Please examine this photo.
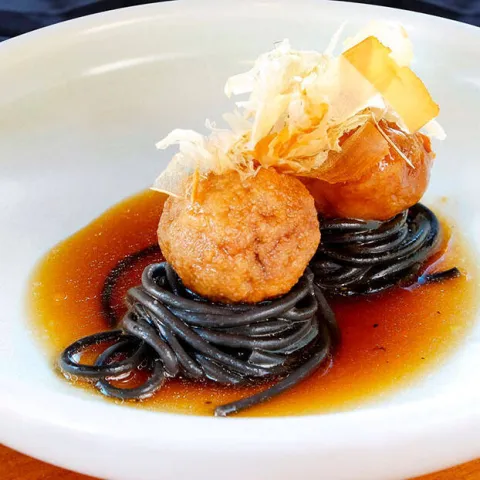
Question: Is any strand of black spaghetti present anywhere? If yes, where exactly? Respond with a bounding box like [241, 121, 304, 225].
[101, 244, 160, 326]
[59, 330, 144, 378]
[214, 324, 332, 417]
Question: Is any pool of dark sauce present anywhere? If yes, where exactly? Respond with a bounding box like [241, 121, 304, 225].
[30, 190, 479, 417]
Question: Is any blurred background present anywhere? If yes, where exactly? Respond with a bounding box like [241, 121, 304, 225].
[0, 0, 478, 42]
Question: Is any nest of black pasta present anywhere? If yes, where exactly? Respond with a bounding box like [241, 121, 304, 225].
[59, 262, 339, 416]
[311, 203, 459, 296]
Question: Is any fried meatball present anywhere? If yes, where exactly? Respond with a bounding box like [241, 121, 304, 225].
[158, 168, 320, 303]
[303, 123, 435, 221]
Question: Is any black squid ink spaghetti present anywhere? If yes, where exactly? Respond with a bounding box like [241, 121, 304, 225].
[60, 262, 339, 416]
[311, 204, 460, 296]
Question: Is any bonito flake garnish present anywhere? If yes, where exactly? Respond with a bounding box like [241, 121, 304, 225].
[153, 21, 444, 198]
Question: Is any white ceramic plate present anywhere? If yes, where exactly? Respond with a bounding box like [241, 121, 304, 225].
[1, 1, 479, 479]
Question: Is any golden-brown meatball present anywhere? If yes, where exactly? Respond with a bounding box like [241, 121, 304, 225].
[158, 168, 320, 303]
[303, 122, 435, 221]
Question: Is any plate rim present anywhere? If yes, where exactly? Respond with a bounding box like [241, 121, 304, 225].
[1, 1, 479, 479]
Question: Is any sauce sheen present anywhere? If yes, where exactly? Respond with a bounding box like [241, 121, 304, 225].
[29, 190, 479, 416]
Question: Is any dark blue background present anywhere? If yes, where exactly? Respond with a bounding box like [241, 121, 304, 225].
[0, 1, 165, 41]
[0, 0, 478, 42]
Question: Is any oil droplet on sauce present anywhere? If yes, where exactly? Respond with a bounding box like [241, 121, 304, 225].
[29, 190, 479, 416]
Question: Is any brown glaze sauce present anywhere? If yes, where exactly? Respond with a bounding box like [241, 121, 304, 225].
[29, 190, 479, 416]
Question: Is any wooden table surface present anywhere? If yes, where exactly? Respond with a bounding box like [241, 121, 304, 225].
[0, 445, 478, 480]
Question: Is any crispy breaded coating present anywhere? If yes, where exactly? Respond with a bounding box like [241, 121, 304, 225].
[158, 168, 320, 303]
